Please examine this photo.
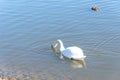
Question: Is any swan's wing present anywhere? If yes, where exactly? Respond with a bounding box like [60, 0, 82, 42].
[62, 49, 73, 59]
[62, 46, 86, 59]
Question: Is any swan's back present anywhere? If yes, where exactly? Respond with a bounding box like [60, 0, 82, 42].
[62, 46, 85, 60]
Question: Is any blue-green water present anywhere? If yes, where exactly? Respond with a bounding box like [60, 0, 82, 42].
[0, 0, 120, 80]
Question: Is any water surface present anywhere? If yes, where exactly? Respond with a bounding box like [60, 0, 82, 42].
[0, 0, 120, 80]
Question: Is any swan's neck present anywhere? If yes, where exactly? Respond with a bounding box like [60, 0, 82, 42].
[57, 40, 65, 51]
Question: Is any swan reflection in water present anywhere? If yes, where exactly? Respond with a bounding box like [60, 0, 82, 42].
[51, 39, 86, 68]
[64, 56, 86, 68]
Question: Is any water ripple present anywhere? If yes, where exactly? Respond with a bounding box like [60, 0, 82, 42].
[0, 0, 120, 80]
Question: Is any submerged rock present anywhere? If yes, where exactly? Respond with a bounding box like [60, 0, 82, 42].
[91, 6, 100, 11]
[10, 78, 17, 80]
[0, 77, 17, 80]
[0, 77, 8, 80]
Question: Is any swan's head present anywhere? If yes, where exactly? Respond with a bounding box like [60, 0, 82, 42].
[51, 40, 60, 54]
[51, 39, 63, 58]
[51, 44, 58, 54]
[53, 39, 62, 48]
[53, 40, 58, 48]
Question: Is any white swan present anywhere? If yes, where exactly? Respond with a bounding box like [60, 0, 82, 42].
[52, 39, 86, 60]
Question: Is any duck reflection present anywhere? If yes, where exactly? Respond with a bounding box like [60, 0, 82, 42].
[51, 45, 86, 68]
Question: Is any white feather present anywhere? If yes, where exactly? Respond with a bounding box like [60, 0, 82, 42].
[52, 39, 86, 60]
